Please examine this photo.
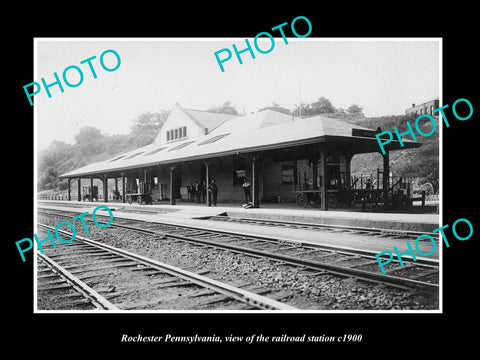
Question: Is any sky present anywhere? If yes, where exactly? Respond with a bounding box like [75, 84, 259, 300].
[35, 38, 440, 150]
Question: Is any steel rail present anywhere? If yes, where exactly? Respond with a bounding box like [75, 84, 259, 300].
[102, 215, 439, 267]
[36, 204, 438, 240]
[105, 221, 439, 294]
[37, 252, 119, 310]
[37, 208, 438, 267]
[37, 209, 439, 293]
[206, 215, 440, 241]
[38, 223, 297, 311]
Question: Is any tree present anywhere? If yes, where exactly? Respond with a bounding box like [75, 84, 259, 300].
[311, 97, 335, 114]
[74, 126, 103, 143]
[130, 111, 168, 135]
[206, 101, 239, 115]
[130, 111, 169, 147]
[292, 97, 335, 117]
[348, 104, 364, 115]
[37, 109, 173, 192]
[74, 126, 104, 156]
[38, 166, 58, 190]
[292, 103, 310, 117]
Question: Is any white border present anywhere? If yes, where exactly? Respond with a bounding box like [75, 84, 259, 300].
[33, 37, 442, 314]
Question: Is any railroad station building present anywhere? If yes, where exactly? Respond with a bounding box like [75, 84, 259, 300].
[59, 103, 421, 210]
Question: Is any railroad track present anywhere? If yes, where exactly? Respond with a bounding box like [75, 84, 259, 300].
[38, 208, 440, 296]
[37, 251, 116, 310]
[202, 215, 439, 241]
[36, 224, 296, 311]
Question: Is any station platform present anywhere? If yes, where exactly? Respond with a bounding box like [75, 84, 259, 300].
[37, 199, 440, 233]
[37, 200, 441, 260]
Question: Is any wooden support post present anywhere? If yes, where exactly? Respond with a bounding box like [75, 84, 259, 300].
[121, 172, 126, 203]
[312, 160, 319, 190]
[103, 175, 108, 203]
[90, 176, 94, 200]
[77, 178, 81, 201]
[377, 168, 380, 190]
[294, 159, 298, 191]
[407, 183, 411, 207]
[67, 178, 71, 201]
[383, 151, 390, 207]
[345, 153, 353, 189]
[169, 166, 176, 205]
[143, 169, 148, 194]
[319, 149, 327, 211]
[204, 161, 210, 206]
[157, 164, 162, 200]
[252, 156, 260, 208]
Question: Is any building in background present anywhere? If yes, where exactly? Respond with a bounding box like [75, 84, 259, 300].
[405, 98, 439, 117]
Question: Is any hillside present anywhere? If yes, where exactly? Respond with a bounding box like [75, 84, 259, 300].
[38, 112, 168, 192]
[330, 113, 439, 193]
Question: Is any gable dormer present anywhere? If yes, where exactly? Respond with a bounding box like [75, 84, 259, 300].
[153, 103, 206, 146]
[153, 103, 241, 146]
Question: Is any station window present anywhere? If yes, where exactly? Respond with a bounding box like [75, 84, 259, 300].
[144, 146, 167, 156]
[168, 141, 195, 151]
[108, 155, 126, 162]
[167, 126, 188, 142]
[281, 165, 296, 185]
[199, 133, 231, 145]
[124, 151, 144, 159]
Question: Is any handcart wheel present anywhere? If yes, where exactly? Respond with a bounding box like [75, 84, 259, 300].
[296, 193, 308, 208]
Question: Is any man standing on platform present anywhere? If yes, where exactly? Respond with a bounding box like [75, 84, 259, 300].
[208, 178, 218, 206]
[194, 180, 200, 203]
[242, 177, 252, 204]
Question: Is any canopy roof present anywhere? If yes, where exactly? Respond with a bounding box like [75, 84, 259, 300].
[60, 105, 420, 178]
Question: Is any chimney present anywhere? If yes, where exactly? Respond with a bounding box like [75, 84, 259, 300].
[412, 103, 415, 108]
